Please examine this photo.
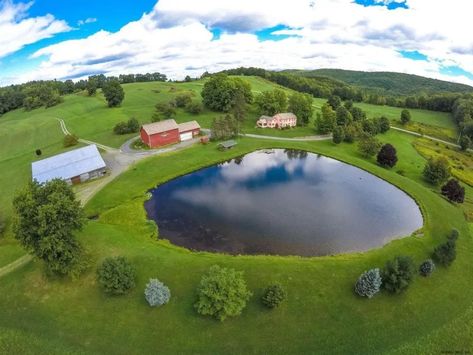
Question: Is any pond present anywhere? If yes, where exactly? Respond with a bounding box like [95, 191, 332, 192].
[145, 149, 423, 257]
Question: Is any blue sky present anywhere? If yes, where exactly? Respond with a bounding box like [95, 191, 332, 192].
[1, 0, 473, 86]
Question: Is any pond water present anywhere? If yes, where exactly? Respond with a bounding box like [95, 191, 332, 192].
[145, 149, 423, 257]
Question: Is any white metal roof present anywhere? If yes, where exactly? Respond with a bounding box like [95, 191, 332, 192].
[32, 144, 106, 184]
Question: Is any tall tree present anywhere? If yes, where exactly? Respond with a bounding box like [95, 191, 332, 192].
[201, 74, 252, 112]
[13, 179, 86, 276]
[288, 92, 313, 126]
[400, 109, 411, 125]
[315, 103, 336, 134]
[102, 80, 125, 107]
[255, 89, 287, 116]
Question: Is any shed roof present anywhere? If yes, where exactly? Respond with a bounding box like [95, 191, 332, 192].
[218, 140, 238, 148]
[32, 145, 106, 184]
[178, 120, 201, 133]
[141, 119, 179, 135]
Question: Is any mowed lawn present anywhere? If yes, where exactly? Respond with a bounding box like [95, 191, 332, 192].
[0, 131, 471, 353]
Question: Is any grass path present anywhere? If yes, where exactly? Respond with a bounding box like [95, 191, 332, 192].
[0, 255, 32, 279]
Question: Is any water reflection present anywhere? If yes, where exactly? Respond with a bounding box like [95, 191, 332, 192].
[145, 149, 423, 256]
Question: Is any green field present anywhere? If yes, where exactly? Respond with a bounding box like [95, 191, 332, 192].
[0, 76, 471, 353]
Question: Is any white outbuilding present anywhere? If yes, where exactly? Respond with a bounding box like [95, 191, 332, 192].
[32, 144, 107, 185]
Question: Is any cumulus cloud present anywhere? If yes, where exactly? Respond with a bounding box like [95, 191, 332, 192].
[0, 0, 70, 59]
[77, 17, 97, 26]
[7, 0, 473, 86]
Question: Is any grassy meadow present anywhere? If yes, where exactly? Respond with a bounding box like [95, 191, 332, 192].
[0, 75, 471, 353]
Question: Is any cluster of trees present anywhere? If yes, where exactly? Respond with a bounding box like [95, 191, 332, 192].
[201, 74, 252, 113]
[152, 94, 203, 122]
[195, 265, 286, 321]
[315, 96, 390, 146]
[355, 229, 459, 299]
[113, 118, 140, 135]
[452, 97, 473, 141]
[210, 114, 240, 140]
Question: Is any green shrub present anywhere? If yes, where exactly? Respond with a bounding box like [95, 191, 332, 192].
[174, 93, 193, 108]
[63, 134, 78, 147]
[459, 135, 471, 151]
[97, 256, 136, 295]
[113, 118, 140, 135]
[358, 136, 382, 158]
[382, 256, 415, 293]
[354, 268, 382, 298]
[432, 230, 459, 267]
[144, 279, 171, 307]
[377, 144, 398, 168]
[195, 265, 252, 321]
[35, 149, 42, 156]
[262, 284, 287, 308]
[185, 101, 204, 114]
[419, 259, 435, 277]
[400, 109, 411, 125]
[332, 126, 345, 144]
[423, 156, 450, 185]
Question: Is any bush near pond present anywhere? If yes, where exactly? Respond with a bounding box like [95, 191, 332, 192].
[423, 156, 450, 185]
[432, 230, 459, 267]
[382, 256, 415, 294]
[419, 260, 436, 277]
[441, 179, 465, 203]
[354, 268, 382, 298]
[377, 144, 398, 168]
[195, 265, 252, 321]
[144, 279, 171, 307]
[97, 256, 136, 295]
[262, 284, 287, 308]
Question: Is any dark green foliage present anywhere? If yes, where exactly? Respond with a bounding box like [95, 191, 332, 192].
[0, 214, 5, 237]
[344, 100, 353, 111]
[22, 82, 62, 110]
[419, 259, 435, 277]
[432, 230, 459, 267]
[102, 80, 125, 107]
[210, 114, 239, 141]
[97, 256, 136, 295]
[261, 284, 286, 308]
[377, 144, 398, 168]
[195, 265, 252, 321]
[86, 78, 97, 96]
[343, 124, 358, 143]
[201, 74, 252, 112]
[113, 118, 140, 135]
[185, 101, 204, 114]
[382, 256, 415, 294]
[441, 179, 465, 203]
[12, 179, 86, 276]
[35, 149, 42, 156]
[255, 89, 287, 116]
[327, 95, 342, 109]
[361, 119, 378, 136]
[315, 104, 336, 134]
[423, 157, 450, 185]
[358, 135, 382, 158]
[375, 116, 390, 133]
[63, 134, 79, 147]
[153, 102, 176, 121]
[332, 126, 345, 144]
[174, 93, 193, 108]
[336, 106, 353, 126]
[288, 92, 313, 126]
[459, 135, 471, 151]
[354, 268, 382, 298]
[232, 91, 247, 122]
[350, 106, 367, 121]
[400, 109, 411, 125]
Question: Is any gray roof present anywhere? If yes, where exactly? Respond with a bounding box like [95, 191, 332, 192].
[218, 140, 238, 148]
[141, 119, 179, 135]
[32, 145, 106, 184]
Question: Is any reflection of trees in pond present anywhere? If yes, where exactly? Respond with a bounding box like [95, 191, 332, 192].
[220, 156, 244, 165]
[233, 156, 243, 165]
[284, 149, 308, 160]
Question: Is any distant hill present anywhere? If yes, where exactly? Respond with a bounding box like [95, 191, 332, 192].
[285, 69, 473, 96]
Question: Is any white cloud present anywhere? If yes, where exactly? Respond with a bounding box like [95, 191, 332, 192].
[6, 0, 473, 86]
[0, 0, 70, 59]
[77, 17, 97, 26]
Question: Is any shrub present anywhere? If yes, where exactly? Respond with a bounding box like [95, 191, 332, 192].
[144, 279, 171, 307]
[185, 101, 204, 114]
[400, 109, 411, 125]
[382, 256, 415, 293]
[174, 93, 193, 108]
[377, 144, 398, 168]
[375, 116, 390, 133]
[63, 134, 78, 147]
[358, 136, 382, 158]
[332, 126, 345, 144]
[195, 265, 252, 321]
[459, 135, 471, 151]
[432, 230, 459, 267]
[441, 179, 465, 203]
[419, 259, 435, 277]
[343, 124, 358, 143]
[113, 118, 140, 135]
[97, 256, 136, 295]
[262, 284, 287, 308]
[35, 149, 42, 156]
[423, 157, 450, 185]
[153, 102, 176, 121]
[354, 268, 382, 298]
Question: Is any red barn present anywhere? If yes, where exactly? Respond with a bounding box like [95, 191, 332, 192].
[140, 119, 201, 148]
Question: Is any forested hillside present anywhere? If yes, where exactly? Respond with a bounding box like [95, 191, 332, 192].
[287, 69, 473, 96]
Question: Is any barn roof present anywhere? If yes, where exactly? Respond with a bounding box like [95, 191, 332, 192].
[141, 119, 179, 135]
[32, 145, 106, 184]
[178, 120, 200, 132]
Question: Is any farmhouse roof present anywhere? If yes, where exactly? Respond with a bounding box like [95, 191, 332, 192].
[32, 145, 106, 184]
[258, 115, 274, 121]
[178, 120, 201, 133]
[274, 112, 297, 120]
[141, 119, 179, 135]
